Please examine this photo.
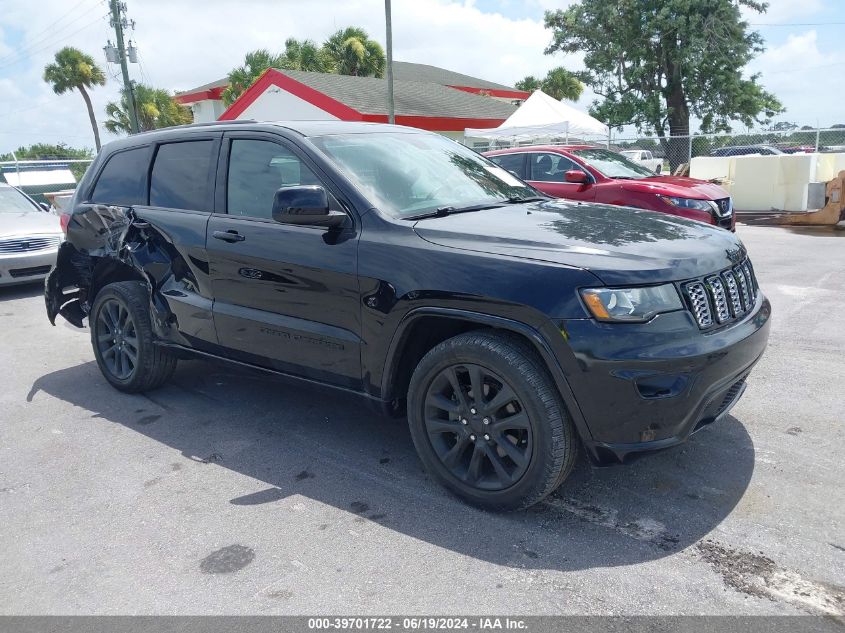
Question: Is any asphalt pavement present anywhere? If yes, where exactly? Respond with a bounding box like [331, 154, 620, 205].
[0, 224, 842, 615]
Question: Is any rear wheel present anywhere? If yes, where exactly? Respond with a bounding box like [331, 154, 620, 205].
[407, 331, 577, 511]
[90, 281, 176, 393]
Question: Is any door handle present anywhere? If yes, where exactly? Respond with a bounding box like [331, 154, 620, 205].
[212, 230, 245, 243]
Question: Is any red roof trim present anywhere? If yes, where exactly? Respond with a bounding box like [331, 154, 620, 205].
[360, 113, 507, 131]
[217, 69, 509, 130]
[174, 86, 224, 105]
[218, 68, 364, 121]
[447, 85, 530, 99]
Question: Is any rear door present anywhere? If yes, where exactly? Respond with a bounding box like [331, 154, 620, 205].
[524, 152, 596, 201]
[87, 137, 221, 349]
[205, 132, 362, 389]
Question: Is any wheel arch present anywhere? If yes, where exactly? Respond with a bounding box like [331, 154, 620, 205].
[380, 307, 592, 443]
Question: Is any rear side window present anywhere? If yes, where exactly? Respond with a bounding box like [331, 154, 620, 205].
[489, 153, 525, 178]
[90, 147, 150, 206]
[150, 140, 215, 211]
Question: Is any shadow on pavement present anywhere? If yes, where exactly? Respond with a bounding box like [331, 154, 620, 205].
[0, 281, 45, 302]
[28, 358, 756, 572]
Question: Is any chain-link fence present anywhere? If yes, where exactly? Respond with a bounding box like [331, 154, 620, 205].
[464, 127, 845, 174]
[612, 127, 845, 173]
[0, 158, 93, 207]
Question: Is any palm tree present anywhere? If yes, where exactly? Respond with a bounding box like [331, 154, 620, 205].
[105, 84, 192, 134]
[323, 27, 385, 77]
[515, 76, 543, 92]
[43, 47, 106, 151]
[542, 67, 583, 102]
[222, 49, 283, 106]
[280, 38, 333, 73]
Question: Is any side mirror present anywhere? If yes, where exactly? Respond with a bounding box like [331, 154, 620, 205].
[564, 170, 589, 184]
[39, 202, 51, 212]
[271, 185, 346, 228]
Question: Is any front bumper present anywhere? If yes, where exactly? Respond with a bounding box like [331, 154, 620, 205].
[0, 248, 58, 286]
[551, 293, 771, 465]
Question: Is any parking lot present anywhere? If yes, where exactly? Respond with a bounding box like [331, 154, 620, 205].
[0, 224, 843, 615]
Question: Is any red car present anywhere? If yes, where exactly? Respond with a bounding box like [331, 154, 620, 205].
[484, 145, 735, 231]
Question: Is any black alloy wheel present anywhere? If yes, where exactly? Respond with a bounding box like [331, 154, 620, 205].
[95, 297, 139, 381]
[90, 281, 177, 393]
[407, 331, 577, 511]
[423, 363, 532, 490]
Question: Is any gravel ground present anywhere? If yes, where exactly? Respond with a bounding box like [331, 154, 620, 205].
[0, 224, 842, 615]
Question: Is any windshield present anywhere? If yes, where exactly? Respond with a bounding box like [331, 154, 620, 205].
[309, 132, 537, 219]
[572, 148, 657, 179]
[0, 187, 40, 214]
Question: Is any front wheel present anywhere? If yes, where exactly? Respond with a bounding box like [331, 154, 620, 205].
[90, 281, 176, 393]
[407, 331, 577, 511]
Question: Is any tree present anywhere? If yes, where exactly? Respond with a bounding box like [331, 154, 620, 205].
[222, 49, 283, 106]
[105, 84, 192, 134]
[515, 67, 583, 101]
[43, 47, 106, 151]
[544, 0, 784, 168]
[279, 38, 333, 73]
[322, 27, 385, 77]
[0, 143, 94, 180]
[515, 75, 542, 92]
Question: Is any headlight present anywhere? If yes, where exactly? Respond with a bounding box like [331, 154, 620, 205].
[659, 195, 716, 213]
[580, 284, 683, 322]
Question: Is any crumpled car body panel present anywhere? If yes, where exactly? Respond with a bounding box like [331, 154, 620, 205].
[45, 203, 215, 347]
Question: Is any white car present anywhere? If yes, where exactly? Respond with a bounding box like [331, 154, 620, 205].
[620, 149, 662, 174]
[0, 184, 64, 286]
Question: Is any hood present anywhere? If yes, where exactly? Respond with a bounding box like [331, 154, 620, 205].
[0, 210, 63, 238]
[413, 200, 746, 286]
[620, 176, 729, 200]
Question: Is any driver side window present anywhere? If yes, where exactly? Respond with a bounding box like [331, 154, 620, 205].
[226, 139, 321, 219]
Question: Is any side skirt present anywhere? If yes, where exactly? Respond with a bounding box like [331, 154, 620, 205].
[154, 341, 395, 416]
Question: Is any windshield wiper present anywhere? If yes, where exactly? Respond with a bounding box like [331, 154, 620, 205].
[505, 195, 548, 203]
[404, 202, 505, 221]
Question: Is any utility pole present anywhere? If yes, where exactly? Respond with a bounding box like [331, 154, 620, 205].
[108, 0, 139, 133]
[385, 0, 395, 124]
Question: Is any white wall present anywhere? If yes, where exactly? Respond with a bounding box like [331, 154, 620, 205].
[690, 153, 845, 212]
[190, 99, 225, 123]
[235, 86, 340, 121]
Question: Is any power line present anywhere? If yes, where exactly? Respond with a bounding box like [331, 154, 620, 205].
[0, 1, 106, 67]
[0, 0, 100, 62]
[0, 12, 109, 72]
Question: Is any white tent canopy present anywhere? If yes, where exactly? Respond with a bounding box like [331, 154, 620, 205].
[465, 90, 608, 141]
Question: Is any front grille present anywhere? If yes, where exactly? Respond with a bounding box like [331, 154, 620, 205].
[0, 235, 62, 253]
[9, 265, 52, 278]
[714, 197, 733, 217]
[683, 258, 759, 329]
[706, 276, 731, 323]
[686, 282, 713, 328]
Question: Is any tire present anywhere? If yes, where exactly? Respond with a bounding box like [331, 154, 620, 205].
[90, 281, 177, 393]
[407, 330, 577, 511]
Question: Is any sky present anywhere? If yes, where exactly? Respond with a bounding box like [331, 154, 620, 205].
[0, 0, 843, 154]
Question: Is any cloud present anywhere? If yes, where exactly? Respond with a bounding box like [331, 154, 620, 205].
[0, 0, 842, 151]
[748, 30, 845, 126]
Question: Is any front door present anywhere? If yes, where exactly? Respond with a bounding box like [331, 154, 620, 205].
[524, 152, 596, 201]
[206, 133, 362, 389]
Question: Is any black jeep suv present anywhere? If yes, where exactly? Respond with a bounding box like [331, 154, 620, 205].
[45, 121, 771, 510]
